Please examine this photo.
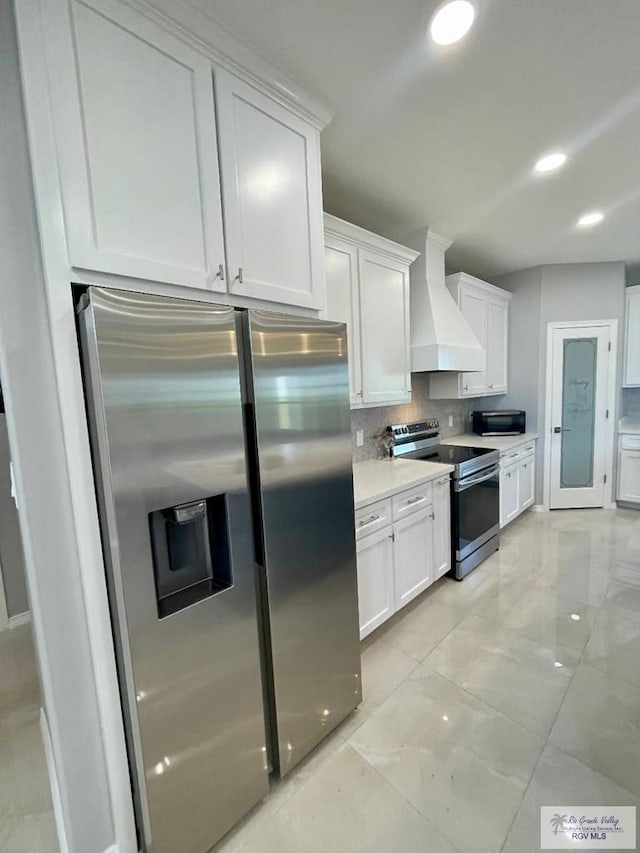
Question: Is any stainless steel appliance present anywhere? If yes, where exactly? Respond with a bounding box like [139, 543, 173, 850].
[472, 409, 526, 436]
[388, 421, 500, 580]
[78, 287, 361, 853]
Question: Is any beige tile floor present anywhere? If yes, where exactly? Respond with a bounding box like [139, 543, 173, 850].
[0, 623, 58, 853]
[216, 507, 640, 853]
[3, 508, 640, 853]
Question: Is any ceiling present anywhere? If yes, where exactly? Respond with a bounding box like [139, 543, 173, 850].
[195, 0, 640, 278]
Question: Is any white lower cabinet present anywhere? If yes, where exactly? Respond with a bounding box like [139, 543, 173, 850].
[432, 475, 452, 579]
[499, 441, 537, 528]
[393, 507, 434, 611]
[618, 435, 640, 503]
[355, 476, 450, 640]
[500, 463, 520, 527]
[355, 527, 395, 639]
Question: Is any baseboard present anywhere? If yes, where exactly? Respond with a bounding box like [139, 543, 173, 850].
[604, 501, 617, 510]
[8, 610, 30, 629]
[40, 708, 70, 853]
[531, 504, 546, 513]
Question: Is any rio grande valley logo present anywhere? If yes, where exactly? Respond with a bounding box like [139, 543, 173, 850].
[540, 807, 636, 850]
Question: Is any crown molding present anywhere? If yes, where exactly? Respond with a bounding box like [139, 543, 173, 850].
[121, 0, 334, 129]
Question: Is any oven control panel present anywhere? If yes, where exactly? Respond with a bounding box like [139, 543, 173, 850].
[388, 420, 440, 440]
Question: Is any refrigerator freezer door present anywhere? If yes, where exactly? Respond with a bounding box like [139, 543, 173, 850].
[79, 288, 268, 853]
[244, 310, 362, 776]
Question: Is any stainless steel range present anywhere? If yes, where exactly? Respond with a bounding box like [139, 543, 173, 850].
[388, 420, 500, 579]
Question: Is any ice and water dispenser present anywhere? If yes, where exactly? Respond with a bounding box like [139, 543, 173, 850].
[149, 494, 233, 618]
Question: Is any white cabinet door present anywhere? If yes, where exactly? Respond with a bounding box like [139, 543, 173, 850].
[486, 297, 508, 394]
[618, 450, 640, 503]
[432, 476, 451, 580]
[324, 237, 361, 405]
[215, 68, 324, 310]
[47, 0, 226, 290]
[359, 250, 411, 406]
[500, 463, 520, 527]
[459, 286, 487, 396]
[356, 527, 395, 639]
[623, 286, 640, 386]
[518, 455, 535, 511]
[393, 507, 433, 611]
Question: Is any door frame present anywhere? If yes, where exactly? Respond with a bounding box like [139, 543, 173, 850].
[543, 320, 618, 511]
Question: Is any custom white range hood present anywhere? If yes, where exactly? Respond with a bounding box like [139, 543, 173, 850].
[408, 229, 485, 373]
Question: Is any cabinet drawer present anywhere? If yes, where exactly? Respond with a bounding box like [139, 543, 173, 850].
[501, 447, 523, 467]
[621, 434, 640, 450]
[392, 482, 433, 520]
[355, 499, 392, 539]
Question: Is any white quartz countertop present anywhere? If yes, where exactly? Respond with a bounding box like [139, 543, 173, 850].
[352, 458, 454, 509]
[442, 432, 539, 452]
[618, 418, 640, 435]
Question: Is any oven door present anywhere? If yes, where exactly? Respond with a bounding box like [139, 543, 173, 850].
[452, 463, 500, 561]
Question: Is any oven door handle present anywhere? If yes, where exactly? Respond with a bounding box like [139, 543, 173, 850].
[455, 467, 499, 492]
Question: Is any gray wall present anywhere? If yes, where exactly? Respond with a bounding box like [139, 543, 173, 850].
[351, 372, 482, 461]
[0, 1, 117, 850]
[496, 262, 626, 504]
[0, 413, 29, 616]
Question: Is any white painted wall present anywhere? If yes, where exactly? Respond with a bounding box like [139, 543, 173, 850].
[0, 2, 118, 850]
[496, 262, 625, 504]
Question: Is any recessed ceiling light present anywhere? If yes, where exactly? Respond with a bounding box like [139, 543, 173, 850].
[430, 0, 476, 46]
[534, 152, 567, 174]
[570, 613, 581, 621]
[577, 211, 604, 227]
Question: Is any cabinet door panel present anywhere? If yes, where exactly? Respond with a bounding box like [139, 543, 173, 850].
[48, 0, 225, 289]
[624, 288, 640, 387]
[500, 464, 520, 527]
[459, 287, 487, 395]
[216, 69, 324, 309]
[356, 528, 395, 639]
[618, 451, 640, 503]
[518, 455, 535, 511]
[393, 507, 433, 611]
[432, 477, 451, 580]
[359, 250, 410, 405]
[486, 297, 508, 394]
[324, 237, 361, 405]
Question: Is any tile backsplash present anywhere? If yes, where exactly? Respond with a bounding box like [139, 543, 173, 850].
[351, 373, 486, 462]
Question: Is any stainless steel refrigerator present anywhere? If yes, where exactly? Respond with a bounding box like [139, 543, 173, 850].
[78, 287, 361, 853]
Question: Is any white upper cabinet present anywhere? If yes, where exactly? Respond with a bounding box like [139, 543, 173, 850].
[458, 286, 487, 396]
[46, 0, 226, 291]
[214, 69, 325, 309]
[623, 285, 640, 386]
[324, 236, 361, 405]
[359, 250, 411, 406]
[429, 273, 511, 399]
[324, 215, 418, 409]
[486, 296, 508, 393]
[35, 0, 330, 309]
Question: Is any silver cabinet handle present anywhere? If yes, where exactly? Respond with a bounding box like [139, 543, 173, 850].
[215, 263, 225, 280]
[489, 384, 494, 389]
[405, 495, 424, 505]
[235, 267, 243, 284]
[464, 385, 469, 391]
[523, 463, 527, 469]
[430, 511, 435, 519]
[509, 451, 519, 458]
[358, 514, 381, 527]
[507, 472, 512, 478]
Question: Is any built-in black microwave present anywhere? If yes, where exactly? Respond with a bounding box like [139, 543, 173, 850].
[472, 410, 526, 436]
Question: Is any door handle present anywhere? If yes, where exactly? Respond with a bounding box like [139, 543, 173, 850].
[553, 427, 571, 434]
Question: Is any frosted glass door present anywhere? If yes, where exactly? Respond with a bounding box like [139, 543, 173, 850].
[560, 338, 596, 488]
[549, 326, 611, 509]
